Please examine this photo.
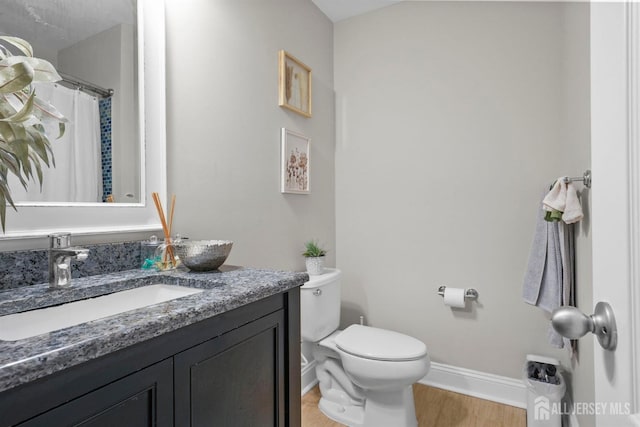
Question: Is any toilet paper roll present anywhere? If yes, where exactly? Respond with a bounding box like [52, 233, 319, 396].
[443, 287, 466, 308]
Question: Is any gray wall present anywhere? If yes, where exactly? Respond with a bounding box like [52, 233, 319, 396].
[165, 0, 335, 271]
[59, 24, 138, 202]
[334, 1, 592, 420]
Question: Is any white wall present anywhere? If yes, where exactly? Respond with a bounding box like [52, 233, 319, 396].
[334, 1, 592, 417]
[165, 0, 335, 271]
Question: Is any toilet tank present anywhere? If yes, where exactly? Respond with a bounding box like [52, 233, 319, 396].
[300, 268, 341, 342]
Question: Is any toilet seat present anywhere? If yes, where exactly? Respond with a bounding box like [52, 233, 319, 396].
[334, 325, 427, 362]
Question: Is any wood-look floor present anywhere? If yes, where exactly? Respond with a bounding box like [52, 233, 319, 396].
[302, 383, 526, 427]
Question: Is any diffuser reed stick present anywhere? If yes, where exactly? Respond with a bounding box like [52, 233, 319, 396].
[168, 194, 176, 237]
[166, 194, 177, 264]
[151, 192, 176, 266]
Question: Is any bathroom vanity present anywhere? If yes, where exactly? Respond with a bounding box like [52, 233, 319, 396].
[0, 266, 306, 426]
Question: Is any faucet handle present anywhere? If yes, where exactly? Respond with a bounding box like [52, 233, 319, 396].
[75, 249, 90, 261]
[49, 233, 72, 249]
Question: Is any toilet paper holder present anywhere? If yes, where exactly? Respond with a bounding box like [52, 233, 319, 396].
[437, 286, 479, 300]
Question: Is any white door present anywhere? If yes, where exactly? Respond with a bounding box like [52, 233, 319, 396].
[591, 3, 640, 426]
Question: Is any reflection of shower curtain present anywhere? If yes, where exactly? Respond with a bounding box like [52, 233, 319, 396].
[8, 83, 102, 202]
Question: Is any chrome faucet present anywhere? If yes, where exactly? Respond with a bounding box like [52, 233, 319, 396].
[49, 233, 90, 288]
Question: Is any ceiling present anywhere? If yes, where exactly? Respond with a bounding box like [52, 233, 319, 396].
[0, 0, 135, 52]
[312, 0, 404, 22]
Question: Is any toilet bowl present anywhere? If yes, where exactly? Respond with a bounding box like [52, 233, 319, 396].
[301, 269, 430, 427]
[335, 324, 430, 391]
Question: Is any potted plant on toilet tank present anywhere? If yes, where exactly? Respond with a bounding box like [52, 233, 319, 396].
[0, 36, 67, 231]
[302, 239, 327, 276]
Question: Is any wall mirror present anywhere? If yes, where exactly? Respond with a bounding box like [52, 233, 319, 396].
[2, 0, 140, 204]
[0, 0, 165, 239]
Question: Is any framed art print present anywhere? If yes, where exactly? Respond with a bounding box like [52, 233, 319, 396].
[281, 128, 310, 194]
[278, 50, 312, 118]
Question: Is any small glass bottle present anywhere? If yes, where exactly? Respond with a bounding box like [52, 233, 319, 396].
[141, 235, 160, 269]
[154, 237, 179, 271]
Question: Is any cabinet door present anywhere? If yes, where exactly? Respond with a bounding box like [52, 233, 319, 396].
[17, 358, 173, 427]
[175, 311, 285, 427]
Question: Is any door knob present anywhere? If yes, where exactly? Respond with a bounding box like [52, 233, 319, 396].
[551, 302, 617, 350]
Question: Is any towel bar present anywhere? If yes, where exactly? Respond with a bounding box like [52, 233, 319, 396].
[562, 170, 591, 188]
[437, 286, 478, 300]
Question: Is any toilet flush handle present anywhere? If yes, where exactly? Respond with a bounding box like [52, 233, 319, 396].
[313, 289, 322, 296]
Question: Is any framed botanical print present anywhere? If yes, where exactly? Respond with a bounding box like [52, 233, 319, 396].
[278, 50, 312, 118]
[281, 128, 310, 194]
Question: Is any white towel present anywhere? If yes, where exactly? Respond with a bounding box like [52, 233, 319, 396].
[562, 183, 584, 224]
[543, 177, 584, 225]
[542, 178, 568, 212]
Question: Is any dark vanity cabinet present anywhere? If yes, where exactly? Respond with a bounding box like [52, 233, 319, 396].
[0, 288, 301, 427]
[17, 359, 174, 427]
[174, 311, 285, 426]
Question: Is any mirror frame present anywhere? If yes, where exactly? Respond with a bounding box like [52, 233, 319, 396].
[1, 0, 165, 239]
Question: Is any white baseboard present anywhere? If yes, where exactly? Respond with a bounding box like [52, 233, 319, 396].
[301, 358, 527, 409]
[302, 360, 318, 396]
[419, 362, 527, 409]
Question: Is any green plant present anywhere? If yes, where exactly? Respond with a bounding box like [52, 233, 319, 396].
[0, 36, 67, 231]
[302, 240, 327, 258]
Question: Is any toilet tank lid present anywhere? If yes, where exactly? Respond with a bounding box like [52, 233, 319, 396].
[301, 268, 341, 289]
[335, 324, 427, 361]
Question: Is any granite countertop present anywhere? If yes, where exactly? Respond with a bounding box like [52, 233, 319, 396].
[0, 266, 308, 394]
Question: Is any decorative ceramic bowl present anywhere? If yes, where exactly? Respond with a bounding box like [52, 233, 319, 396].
[172, 240, 233, 272]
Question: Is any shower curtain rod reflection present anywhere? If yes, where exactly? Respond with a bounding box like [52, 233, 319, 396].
[58, 72, 114, 99]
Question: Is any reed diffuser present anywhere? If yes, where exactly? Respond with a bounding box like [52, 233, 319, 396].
[151, 192, 179, 270]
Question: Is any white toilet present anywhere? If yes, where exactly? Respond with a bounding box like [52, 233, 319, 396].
[301, 269, 430, 427]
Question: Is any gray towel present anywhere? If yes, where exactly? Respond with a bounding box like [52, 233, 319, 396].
[522, 199, 548, 305]
[523, 197, 562, 310]
[523, 194, 575, 349]
[559, 222, 577, 355]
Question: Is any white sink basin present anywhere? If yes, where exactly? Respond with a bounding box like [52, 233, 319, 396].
[0, 284, 203, 341]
